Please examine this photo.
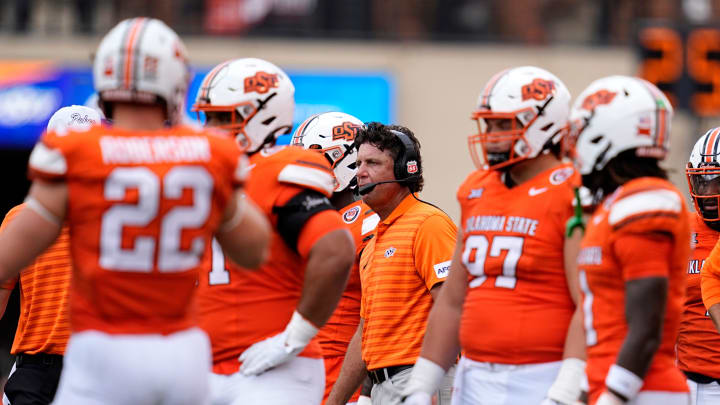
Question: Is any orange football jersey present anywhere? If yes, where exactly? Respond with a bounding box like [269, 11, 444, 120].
[318, 201, 378, 358]
[196, 145, 350, 374]
[677, 214, 720, 378]
[578, 177, 690, 403]
[0, 205, 71, 355]
[28, 125, 245, 335]
[457, 163, 578, 365]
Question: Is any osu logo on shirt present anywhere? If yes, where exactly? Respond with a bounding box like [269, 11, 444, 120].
[581, 89, 617, 111]
[244, 72, 280, 94]
[332, 122, 363, 141]
[521, 78, 556, 101]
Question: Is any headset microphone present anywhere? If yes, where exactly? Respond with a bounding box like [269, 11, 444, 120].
[357, 179, 403, 196]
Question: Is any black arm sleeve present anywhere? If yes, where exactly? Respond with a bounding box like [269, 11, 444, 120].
[272, 189, 335, 253]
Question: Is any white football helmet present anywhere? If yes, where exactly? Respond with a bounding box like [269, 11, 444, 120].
[469, 66, 571, 170]
[47, 105, 102, 135]
[193, 58, 295, 153]
[93, 17, 191, 125]
[569, 75, 673, 176]
[687, 127, 720, 225]
[291, 112, 363, 192]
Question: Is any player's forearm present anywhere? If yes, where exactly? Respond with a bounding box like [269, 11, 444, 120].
[708, 303, 720, 333]
[562, 306, 586, 360]
[297, 231, 354, 327]
[615, 277, 667, 379]
[0, 209, 61, 283]
[418, 298, 462, 371]
[327, 322, 367, 405]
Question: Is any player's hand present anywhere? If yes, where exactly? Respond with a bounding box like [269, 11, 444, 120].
[595, 391, 625, 405]
[401, 392, 432, 405]
[238, 330, 299, 376]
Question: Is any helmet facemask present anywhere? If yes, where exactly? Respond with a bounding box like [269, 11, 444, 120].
[687, 162, 720, 228]
[469, 108, 539, 170]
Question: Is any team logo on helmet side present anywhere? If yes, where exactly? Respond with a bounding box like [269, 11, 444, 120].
[581, 89, 617, 111]
[332, 122, 363, 141]
[244, 72, 280, 94]
[407, 160, 419, 174]
[343, 205, 361, 224]
[521, 78, 556, 101]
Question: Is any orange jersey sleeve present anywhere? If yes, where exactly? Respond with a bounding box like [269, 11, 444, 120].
[413, 214, 456, 290]
[702, 239, 720, 309]
[27, 125, 244, 335]
[613, 233, 672, 280]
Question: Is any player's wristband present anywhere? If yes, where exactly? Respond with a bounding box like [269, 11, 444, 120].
[402, 357, 446, 396]
[283, 310, 319, 353]
[546, 357, 586, 404]
[605, 364, 643, 401]
[25, 196, 62, 226]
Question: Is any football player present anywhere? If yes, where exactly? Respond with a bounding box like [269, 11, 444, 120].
[0, 18, 271, 405]
[1, 105, 100, 405]
[401, 66, 586, 405]
[571, 76, 690, 405]
[193, 58, 356, 405]
[683, 129, 720, 404]
[291, 112, 380, 405]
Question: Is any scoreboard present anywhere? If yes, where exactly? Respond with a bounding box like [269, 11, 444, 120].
[637, 22, 720, 117]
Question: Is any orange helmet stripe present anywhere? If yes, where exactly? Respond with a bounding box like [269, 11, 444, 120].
[122, 17, 147, 90]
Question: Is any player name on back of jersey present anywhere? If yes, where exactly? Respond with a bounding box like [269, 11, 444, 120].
[100, 136, 211, 164]
[464, 215, 539, 236]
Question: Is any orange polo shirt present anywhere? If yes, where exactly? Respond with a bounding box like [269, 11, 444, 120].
[359, 194, 456, 371]
[0, 204, 72, 355]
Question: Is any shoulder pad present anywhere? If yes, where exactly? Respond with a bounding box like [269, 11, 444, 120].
[29, 141, 67, 177]
[609, 188, 682, 226]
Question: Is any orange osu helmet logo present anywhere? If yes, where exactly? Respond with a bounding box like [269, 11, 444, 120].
[244, 71, 280, 94]
[581, 89, 617, 111]
[332, 121, 363, 141]
[521, 78, 556, 101]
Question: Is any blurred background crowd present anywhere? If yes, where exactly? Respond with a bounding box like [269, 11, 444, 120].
[0, 0, 718, 44]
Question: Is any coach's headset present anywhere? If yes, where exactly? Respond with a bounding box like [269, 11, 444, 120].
[357, 129, 422, 196]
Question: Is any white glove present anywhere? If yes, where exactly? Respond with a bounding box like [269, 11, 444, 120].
[239, 311, 319, 376]
[401, 392, 432, 405]
[543, 358, 587, 405]
[595, 391, 625, 405]
[357, 395, 372, 405]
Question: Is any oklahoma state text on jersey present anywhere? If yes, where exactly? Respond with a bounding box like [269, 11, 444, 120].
[1, 205, 71, 355]
[196, 145, 350, 374]
[28, 125, 245, 335]
[578, 177, 690, 402]
[677, 215, 720, 379]
[318, 201, 379, 357]
[457, 163, 578, 364]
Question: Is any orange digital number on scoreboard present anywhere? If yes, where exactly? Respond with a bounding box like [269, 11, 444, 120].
[637, 24, 720, 117]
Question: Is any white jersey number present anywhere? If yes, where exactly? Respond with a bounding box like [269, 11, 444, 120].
[99, 166, 213, 272]
[462, 235, 524, 289]
[208, 238, 230, 285]
[578, 270, 598, 346]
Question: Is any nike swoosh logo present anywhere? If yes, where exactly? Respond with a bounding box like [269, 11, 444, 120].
[528, 187, 548, 196]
